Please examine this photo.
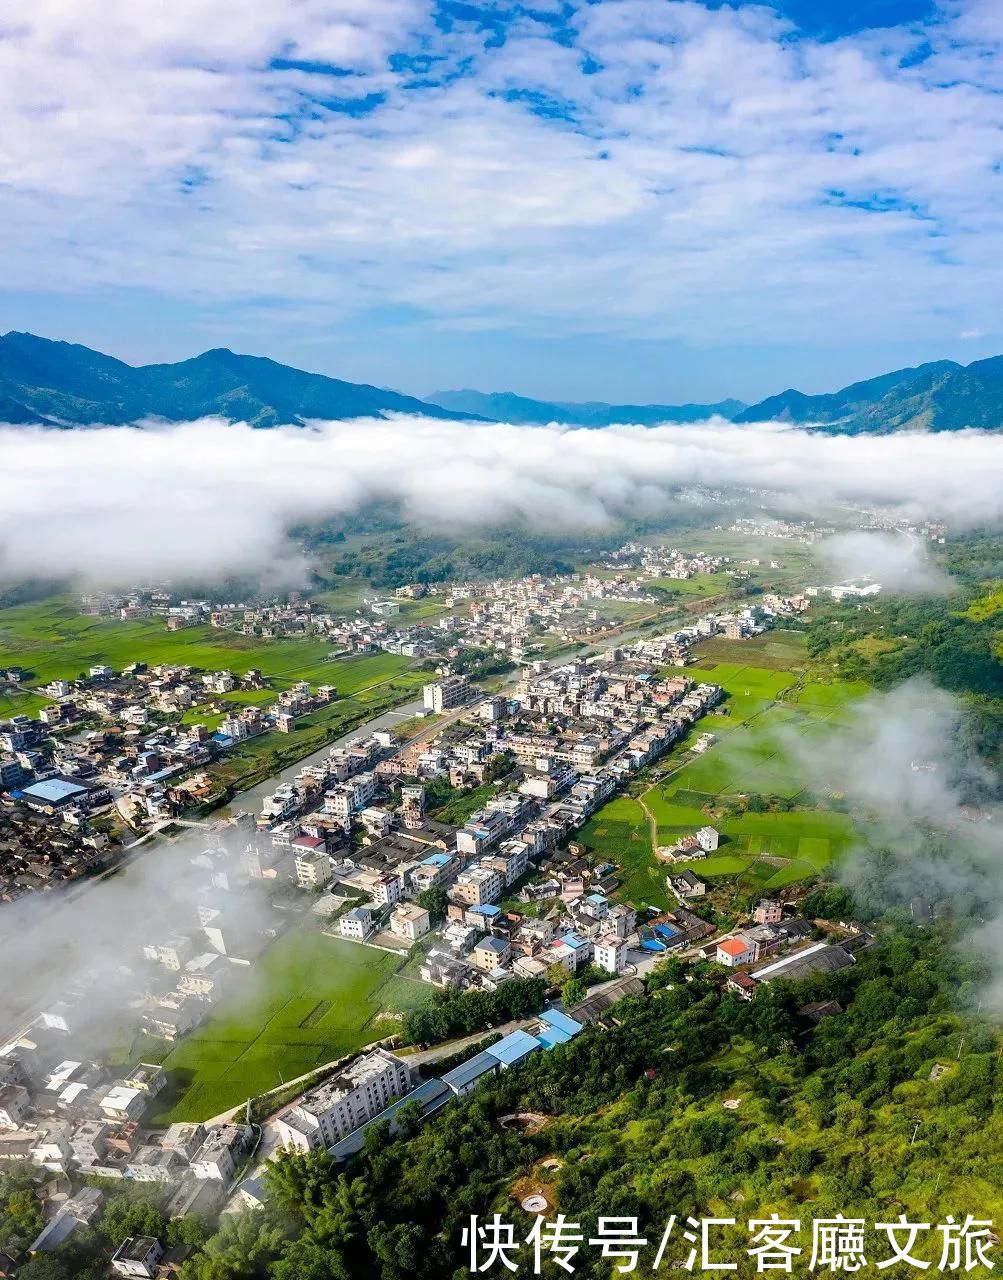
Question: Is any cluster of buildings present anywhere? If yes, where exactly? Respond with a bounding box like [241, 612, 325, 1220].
[702, 897, 864, 996]
[727, 517, 836, 543]
[0, 1029, 255, 1237]
[255, 632, 740, 992]
[0, 800, 113, 901]
[273, 1007, 586, 1165]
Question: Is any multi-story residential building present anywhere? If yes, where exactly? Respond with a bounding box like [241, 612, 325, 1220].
[0, 1084, 30, 1130]
[190, 1124, 250, 1181]
[111, 1236, 164, 1278]
[390, 902, 431, 943]
[372, 872, 403, 907]
[275, 1051, 412, 1152]
[340, 906, 375, 940]
[472, 935, 512, 972]
[594, 935, 628, 975]
[452, 862, 504, 907]
[423, 675, 470, 713]
[295, 847, 332, 889]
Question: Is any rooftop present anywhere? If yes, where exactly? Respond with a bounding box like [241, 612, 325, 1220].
[19, 778, 88, 804]
[485, 1029, 542, 1068]
[441, 1051, 499, 1092]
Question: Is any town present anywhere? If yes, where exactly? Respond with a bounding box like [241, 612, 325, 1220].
[0, 554, 875, 1275]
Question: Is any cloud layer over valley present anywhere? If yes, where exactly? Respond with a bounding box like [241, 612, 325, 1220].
[3, 416, 1003, 586]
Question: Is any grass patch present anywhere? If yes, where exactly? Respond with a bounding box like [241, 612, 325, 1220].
[151, 931, 431, 1124]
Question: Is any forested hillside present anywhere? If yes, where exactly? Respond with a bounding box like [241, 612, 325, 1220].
[155, 912, 1001, 1280]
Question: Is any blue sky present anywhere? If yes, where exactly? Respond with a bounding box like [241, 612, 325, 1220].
[2, 0, 1003, 403]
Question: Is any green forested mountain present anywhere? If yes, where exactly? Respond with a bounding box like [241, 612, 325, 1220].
[6, 329, 1003, 433]
[163, 921, 1001, 1280]
[736, 356, 1003, 433]
[428, 389, 747, 426]
[0, 332, 482, 427]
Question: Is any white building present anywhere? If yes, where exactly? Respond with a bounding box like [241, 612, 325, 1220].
[696, 826, 720, 852]
[340, 906, 375, 940]
[295, 848, 333, 889]
[594, 935, 628, 975]
[190, 1124, 250, 1182]
[111, 1237, 164, 1278]
[275, 1051, 412, 1152]
[372, 873, 403, 907]
[99, 1085, 146, 1122]
[0, 1084, 30, 1130]
[423, 675, 470, 713]
[390, 902, 431, 943]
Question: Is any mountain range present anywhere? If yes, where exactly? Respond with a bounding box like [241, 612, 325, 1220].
[4, 330, 1003, 434]
[427, 388, 747, 426]
[0, 331, 481, 428]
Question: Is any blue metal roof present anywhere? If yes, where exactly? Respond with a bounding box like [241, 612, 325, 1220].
[539, 1008, 583, 1039]
[20, 778, 87, 803]
[535, 1026, 573, 1049]
[486, 1029, 542, 1068]
[470, 903, 501, 918]
[421, 852, 451, 867]
[441, 1051, 500, 1092]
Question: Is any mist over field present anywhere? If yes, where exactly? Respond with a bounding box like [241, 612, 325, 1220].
[758, 679, 1003, 1005]
[2, 416, 1003, 587]
[0, 828, 275, 1050]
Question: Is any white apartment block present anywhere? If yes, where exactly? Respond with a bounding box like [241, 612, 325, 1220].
[423, 675, 470, 713]
[372, 873, 403, 906]
[594, 935, 628, 975]
[191, 1124, 249, 1182]
[295, 848, 333, 889]
[276, 1050, 412, 1152]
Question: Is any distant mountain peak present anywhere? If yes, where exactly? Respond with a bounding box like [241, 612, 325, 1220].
[428, 388, 747, 427]
[0, 332, 485, 428]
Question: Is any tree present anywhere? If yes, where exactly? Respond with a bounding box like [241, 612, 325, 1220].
[562, 977, 587, 1007]
[392, 1098, 424, 1139]
[0, 1173, 44, 1255]
[416, 886, 449, 924]
[179, 1213, 286, 1280]
[98, 1193, 166, 1244]
[12, 1258, 69, 1280]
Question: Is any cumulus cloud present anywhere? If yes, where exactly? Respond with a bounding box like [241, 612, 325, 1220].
[1, 416, 1003, 587]
[4, 0, 1003, 351]
[816, 530, 954, 596]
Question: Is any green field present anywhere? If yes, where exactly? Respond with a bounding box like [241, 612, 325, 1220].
[0, 596, 417, 693]
[146, 932, 430, 1124]
[580, 651, 866, 910]
[694, 629, 809, 670]
[648, 572, 734, 598]
[577, 795, 652, 862]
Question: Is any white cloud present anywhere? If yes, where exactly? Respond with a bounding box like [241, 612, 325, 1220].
[1, 415, 1003, 587]
[2, 1, 1003, 347]
[816, 530, 954, 596]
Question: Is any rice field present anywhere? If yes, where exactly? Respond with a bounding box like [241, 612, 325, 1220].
[147, 932, 431, 1124]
